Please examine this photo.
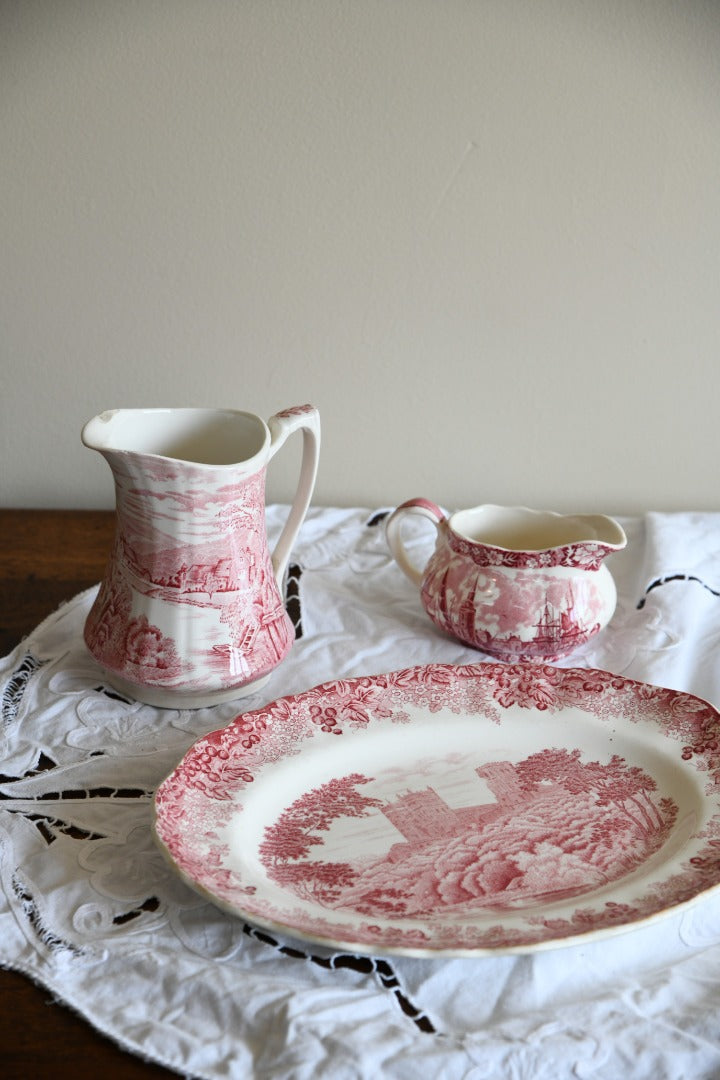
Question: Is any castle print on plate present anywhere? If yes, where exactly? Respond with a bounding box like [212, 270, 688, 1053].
[153, 663, 720, 957]
[259, 751, 677, 919]
[82, 405, 320, 707]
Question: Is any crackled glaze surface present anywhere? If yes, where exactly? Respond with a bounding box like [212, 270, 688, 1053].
[154, 663, 720, 956]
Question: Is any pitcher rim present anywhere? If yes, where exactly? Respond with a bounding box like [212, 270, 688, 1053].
[81, 407, 271, 469]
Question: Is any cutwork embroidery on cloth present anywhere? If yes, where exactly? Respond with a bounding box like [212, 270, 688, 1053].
[0, 632, 434, 1057]
[8, 511, 720, 1080]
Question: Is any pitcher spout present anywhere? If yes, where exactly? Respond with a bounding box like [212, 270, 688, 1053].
[81, 410, 122, 453]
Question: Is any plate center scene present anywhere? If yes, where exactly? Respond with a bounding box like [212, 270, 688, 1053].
[256, 745, 680, 920]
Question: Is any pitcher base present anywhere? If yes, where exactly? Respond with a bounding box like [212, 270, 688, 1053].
[99, 671, 272, 710]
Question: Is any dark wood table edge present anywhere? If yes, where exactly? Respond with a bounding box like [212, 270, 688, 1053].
[1, 509, 184, 1078]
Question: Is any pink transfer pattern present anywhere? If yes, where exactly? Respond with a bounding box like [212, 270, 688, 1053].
[385, 503, 625, 663]
[273, 404, 317, 421]
[154, 663, 720, 956]
[84, 461, 294, 695]
[259, 753, 678, 918]
[420, 558, 608, 661]
[446, 530, 619, 571]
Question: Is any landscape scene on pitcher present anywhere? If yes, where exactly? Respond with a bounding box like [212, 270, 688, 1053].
[259, 750, 678, 918]
[84, 469, 292, 684]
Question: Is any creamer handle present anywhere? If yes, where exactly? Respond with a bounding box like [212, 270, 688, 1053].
[267, 405, 321, 586]
[385, 498, 446, 587]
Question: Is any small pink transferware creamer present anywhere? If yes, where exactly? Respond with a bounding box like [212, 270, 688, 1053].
[82, 405, 320, 707]
[386, 500, 627, 662]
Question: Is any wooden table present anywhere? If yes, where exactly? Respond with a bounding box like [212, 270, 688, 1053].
[0, 510, 177, 1078]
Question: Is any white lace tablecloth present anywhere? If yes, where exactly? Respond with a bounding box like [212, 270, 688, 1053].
[4, 506, 720, 1079]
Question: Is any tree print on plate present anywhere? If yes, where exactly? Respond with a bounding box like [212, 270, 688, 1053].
[259, 751, 678, 919]
[153, 663, 720, 955]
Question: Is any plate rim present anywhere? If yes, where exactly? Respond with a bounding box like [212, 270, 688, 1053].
[153, 662, 720, 958]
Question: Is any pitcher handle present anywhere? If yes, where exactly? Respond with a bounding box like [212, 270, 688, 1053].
[385, 497, 446, 586]
[267, 404, 321, 586]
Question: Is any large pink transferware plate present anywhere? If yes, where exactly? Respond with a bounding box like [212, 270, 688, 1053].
[153, 663, 720, 957]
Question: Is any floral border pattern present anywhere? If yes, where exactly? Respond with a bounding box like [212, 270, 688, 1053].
[154, 663, 720, 955]
[446, 532, 621, 570]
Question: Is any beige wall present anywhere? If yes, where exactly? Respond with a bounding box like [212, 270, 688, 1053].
[2, 1, 719, 514]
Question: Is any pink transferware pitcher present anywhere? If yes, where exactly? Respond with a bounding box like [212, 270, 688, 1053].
[82, 405, 320, 707]
[386, 499, 627, 662]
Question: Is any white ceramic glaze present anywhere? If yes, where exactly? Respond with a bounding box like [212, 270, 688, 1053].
[386, 501, 627, 661]
[153, 662, 720, 958]
[82, 405, 320, 707]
